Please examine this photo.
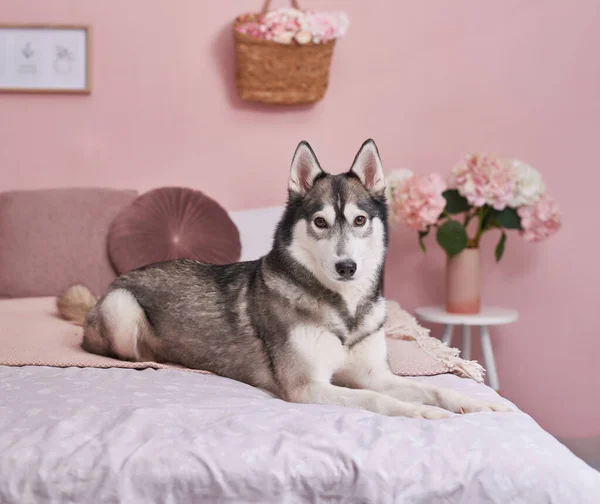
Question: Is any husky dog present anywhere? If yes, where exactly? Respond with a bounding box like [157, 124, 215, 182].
[58, 139, 511, 419]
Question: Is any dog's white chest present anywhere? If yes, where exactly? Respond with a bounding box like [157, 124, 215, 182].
[289, 325, 347, 381]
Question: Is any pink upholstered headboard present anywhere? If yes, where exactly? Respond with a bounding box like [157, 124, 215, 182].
[0, 186, 283, 298]
[0, 188, 137, 298]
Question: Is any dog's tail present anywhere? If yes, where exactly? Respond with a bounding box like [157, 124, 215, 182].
[56, 284, 97, 326]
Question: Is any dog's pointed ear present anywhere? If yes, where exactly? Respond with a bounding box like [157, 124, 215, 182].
[288, 141, 324, 196]
[349, 139, 385, 195]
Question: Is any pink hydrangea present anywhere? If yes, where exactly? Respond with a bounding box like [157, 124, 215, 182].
[452, 154, 516, 211]
[517, 194, 562, 242]
[392, 173, 447, 231]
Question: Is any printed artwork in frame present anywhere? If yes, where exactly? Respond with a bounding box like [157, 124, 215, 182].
[0, 24, 91, 94]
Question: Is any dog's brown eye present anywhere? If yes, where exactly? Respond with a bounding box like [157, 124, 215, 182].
[354, 216, 367, 227]
[314, 217, 328, 229]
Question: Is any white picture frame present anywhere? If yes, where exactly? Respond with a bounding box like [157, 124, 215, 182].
[0, 24, 91, 94]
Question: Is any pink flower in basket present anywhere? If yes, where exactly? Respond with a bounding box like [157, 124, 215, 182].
[236, 8, 349, 44]
[452, 153, 516, 211]
[392, 172, 447, 231]
[305, 11, 350, 41]
[518, 194, 562, 242]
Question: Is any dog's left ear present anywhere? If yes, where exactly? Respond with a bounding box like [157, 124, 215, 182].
[289, 141, 324, 196]
[349, 139, 385, 195]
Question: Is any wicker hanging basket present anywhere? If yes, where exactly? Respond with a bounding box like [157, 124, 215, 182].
[233, 0, 337, 105]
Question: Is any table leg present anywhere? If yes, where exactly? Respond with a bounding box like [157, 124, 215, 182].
[441, 324, 454, 346]
[461, 325, 471, 361]
[480, 325, 500, 392]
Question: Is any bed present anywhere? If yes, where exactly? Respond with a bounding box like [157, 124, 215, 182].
[1, 204, 599, 503]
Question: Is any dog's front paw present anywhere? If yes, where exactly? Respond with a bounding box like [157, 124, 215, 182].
[409, 405, 451, 420]
[436, 388, 515, 414]
[483, 402, 514, 413]
[455, 400, 514, 414]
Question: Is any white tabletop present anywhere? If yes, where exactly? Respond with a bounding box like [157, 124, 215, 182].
[414, 306, 519, 326]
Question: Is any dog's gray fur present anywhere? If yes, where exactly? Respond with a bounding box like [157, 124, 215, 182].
[62, 139, 512, 419]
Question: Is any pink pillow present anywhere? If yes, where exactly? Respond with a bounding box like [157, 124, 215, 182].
[0, 188, 137, 298]
[108, 187, 241, 274]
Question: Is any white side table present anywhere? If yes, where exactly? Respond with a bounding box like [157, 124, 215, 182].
[414, 306, 518, 393]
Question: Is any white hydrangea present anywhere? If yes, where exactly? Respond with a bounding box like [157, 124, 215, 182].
[384, 168, 414, 203]
[508, 159, 546, 207]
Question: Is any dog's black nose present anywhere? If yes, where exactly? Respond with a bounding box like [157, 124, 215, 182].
[335, 260, 357, 279]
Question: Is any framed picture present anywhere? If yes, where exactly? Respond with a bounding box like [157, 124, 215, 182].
[0, 24, 91, 94]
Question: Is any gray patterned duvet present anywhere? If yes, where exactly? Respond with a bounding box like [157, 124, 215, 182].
[0, 366, 598, 503]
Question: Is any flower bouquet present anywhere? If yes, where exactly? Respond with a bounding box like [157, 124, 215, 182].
[386, 154, 562, 313]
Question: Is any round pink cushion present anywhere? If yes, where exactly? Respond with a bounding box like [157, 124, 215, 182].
[108, 187, 241, 274]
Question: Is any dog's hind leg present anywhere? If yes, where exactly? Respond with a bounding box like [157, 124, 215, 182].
[81, 306, 114, 358]
[84, 289, 158, 362]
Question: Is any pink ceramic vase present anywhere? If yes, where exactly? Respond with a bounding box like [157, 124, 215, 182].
[445, 247, 481, 314]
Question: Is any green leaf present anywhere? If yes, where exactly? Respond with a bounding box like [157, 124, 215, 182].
[493, 207, 522, 230]
[418, 227, 430, 253]
[436, 220, 468, 258]
[442, 189, 471, 214]
[495, 231, 507, 262]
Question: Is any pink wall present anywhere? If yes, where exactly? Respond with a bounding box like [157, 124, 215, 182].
[1, 1, 598, 438]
